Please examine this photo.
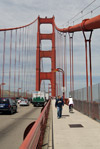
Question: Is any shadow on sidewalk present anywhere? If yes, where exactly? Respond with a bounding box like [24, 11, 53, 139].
[62, 115, 70, 118]
[69, 111, 74, 114]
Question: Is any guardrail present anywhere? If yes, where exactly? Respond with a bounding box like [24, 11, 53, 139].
[73, 99, 100, 121]
[19, 100, 51, 149]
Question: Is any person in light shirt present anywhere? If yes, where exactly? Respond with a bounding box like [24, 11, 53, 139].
[68, 95, 74, 112]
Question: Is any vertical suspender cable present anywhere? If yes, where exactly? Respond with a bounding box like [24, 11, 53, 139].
[58, 33, 60, 95]
[24, 28, 27, 97]
[2, 31, 6, 97]
[66, 35, 67, 98]
[83, 31, 93, 102]
[28, 30, 30, 93]
[26, 27, 29, 95]
[89, 31, 93, 102]
[83, 31, 89, 102]
[69, 34, 72, 92]
[72, 33, 74, 93]
[21, 28, 24, 96]
[9, 30, 12, 97]
[60, 33, 62, 95]
[30, 28, 33, 92]
[25, 27, 27, 97]
[29, 28, 31, 90]
[56, 31, 58, 95]
[18, 29, 21, 96]
[64, 34, 67, 98]
[69, 33, 74, 93]
[14, 30, 17, 97]
[56, 30, 59, 96]
[65, 34, 67, 98]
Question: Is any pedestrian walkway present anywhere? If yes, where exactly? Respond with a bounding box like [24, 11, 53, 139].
[52, 100, 100, 149]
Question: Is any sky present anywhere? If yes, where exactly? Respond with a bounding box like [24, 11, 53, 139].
[0, 0, 100, 97]
[0, 0, 100, 28]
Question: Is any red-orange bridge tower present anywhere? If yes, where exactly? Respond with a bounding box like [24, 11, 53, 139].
[36, 16, 56, 96]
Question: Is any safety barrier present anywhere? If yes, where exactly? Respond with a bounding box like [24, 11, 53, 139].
[19, 100, 51, 149]
[74, 99, 100, 120]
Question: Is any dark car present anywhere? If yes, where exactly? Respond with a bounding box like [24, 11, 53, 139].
[0, 98, 17, 114]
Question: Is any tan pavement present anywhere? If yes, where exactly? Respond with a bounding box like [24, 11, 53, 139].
[52, 100, 100, 149]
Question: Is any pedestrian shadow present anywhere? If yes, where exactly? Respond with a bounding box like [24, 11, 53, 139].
[62, 115, 70, 118]
[69, 111, 74, 114]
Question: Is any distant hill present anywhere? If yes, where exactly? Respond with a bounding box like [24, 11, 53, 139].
[0, 90, 31, 98]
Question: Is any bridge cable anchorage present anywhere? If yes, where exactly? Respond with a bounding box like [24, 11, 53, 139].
[81, 20, 93, 102]
[68, 33, 74, 93]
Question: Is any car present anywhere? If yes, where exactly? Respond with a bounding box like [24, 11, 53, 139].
[17, 99, 22, 104]
[19, 99, 29, 106]
[17, 98, 25, 104]
[0, 98, 17, 114]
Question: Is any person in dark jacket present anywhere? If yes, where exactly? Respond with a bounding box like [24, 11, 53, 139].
[55, 95, 64, 119]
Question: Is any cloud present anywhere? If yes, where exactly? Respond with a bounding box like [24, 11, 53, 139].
[0, 0, 100, 28]
[0, 0, 100, 95]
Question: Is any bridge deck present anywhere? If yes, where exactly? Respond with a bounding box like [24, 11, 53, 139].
[52, 100, 100, 149]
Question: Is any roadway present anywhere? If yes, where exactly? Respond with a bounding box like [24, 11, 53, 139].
[0, 103, 41, 149]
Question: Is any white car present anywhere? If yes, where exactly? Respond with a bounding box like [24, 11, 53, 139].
[19, 99, 29, 106]
[17, 98, 24, 104]
[17, 99, 21, 104]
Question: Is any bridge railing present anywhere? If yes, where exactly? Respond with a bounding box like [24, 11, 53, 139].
[73, 100, 100, 121]
[19, 99, 51, 149]
[70, 83, 100, 121]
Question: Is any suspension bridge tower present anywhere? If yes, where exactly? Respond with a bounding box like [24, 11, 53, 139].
[36, 16, 56, 96]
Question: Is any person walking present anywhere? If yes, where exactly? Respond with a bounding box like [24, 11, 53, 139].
[55, 95, 64, 119]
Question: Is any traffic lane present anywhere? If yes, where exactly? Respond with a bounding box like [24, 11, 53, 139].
[0, 103, 39, 131]
[0, 103, 28, 127]
[0, 104, 29, 130]
[0, 104, 41, 149]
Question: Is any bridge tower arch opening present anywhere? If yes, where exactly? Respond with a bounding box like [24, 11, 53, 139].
[36, 16, 56, 96]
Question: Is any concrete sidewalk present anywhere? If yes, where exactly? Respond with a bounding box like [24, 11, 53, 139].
[52, 100, 100, 149]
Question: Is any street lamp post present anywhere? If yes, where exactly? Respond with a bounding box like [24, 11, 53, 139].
[17, 88, 21, 97]
[54, 68, 65, 102]
[0, 83, 6, 97]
